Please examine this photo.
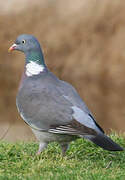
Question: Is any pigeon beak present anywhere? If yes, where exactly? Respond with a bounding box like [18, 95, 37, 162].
[8, 43, 17, 52]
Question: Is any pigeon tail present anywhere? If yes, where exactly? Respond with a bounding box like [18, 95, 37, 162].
[86, 133, 124, 151]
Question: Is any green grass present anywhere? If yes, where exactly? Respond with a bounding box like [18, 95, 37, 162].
[0, 134, 125, 180]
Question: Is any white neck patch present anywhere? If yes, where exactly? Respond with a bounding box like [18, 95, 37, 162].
[26, 61, 44, 77]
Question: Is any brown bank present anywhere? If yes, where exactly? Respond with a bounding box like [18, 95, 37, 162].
[0, 0, 125, 141]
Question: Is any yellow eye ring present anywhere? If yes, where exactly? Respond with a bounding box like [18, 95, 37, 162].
[22, 40, 26, 44]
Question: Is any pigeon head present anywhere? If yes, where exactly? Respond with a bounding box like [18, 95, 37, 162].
[9, 34, 41, 54]
[9, 34, 47, 75]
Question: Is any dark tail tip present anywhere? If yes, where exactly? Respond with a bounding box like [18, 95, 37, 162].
[89, 133, 124, 151]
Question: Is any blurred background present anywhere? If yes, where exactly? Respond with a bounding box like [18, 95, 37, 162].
[0, 0, 125, 141]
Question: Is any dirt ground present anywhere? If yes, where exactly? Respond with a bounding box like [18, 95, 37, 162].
[0, 0, 125, 141]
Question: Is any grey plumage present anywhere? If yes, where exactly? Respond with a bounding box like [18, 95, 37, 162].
[9, 34, 124, 155]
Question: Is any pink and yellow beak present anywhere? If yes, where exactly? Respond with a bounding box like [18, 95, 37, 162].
[8, 43, 17, 52]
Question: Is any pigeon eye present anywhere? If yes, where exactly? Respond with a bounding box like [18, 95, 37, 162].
[22, 40, 26, 44]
